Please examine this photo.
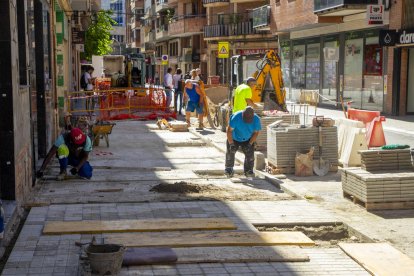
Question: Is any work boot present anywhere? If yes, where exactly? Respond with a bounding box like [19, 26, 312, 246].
[56, 171, 67, 181]
[245, 170, 255, 178]
[224, 168, 234, 178]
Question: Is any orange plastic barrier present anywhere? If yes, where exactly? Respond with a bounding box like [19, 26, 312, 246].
[347, 108, 386, 148]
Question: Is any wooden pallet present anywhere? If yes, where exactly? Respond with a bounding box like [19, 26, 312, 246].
[266, 162, 294, 174]
[343, 191, 414, 210]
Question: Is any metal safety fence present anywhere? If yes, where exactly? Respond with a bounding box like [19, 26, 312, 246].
[67, 86, 169, 121]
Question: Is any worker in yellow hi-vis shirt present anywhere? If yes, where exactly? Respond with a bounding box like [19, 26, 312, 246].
[232, 77, 258, 113]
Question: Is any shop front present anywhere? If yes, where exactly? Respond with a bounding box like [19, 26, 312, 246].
[280, 29, 386, 112]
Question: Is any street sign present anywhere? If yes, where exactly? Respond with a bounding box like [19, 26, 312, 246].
[161, 54, 168, 65]
[72, 29, 85, 44]
[367, 5, 384, 25]
[218, 42, 229, 58]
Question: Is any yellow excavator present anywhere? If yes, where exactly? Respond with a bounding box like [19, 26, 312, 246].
[215, 50, 287, 131]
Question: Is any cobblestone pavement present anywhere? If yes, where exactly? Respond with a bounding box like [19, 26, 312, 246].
[191, 122, 414, 258]
[2, 121, 371, 275]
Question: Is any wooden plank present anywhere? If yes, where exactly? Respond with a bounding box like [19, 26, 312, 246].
[43, 218, 237, 235]
[339, 243, 414, 276]
[174, 246, 309, 263]
[104, 231, 315, 247]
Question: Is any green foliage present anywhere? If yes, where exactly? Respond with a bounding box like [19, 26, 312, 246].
[83, 11, 117, 60]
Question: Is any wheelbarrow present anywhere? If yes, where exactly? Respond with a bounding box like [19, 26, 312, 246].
[92, 122, 116, 147]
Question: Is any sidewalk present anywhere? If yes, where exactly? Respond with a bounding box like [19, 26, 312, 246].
[1, 120, 377, 275]
[191, 124, 414, 259]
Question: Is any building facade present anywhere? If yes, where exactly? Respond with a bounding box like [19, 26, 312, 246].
[270, 0, 412, 115]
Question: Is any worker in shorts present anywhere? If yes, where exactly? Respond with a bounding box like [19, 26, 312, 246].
[184, 79, 204, 130]
[225, 106, 261, 178]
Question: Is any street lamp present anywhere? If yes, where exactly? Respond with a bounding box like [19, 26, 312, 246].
[112, 38, 121, 55]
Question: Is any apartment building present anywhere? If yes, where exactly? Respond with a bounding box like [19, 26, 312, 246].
[203, 0, 276, 84]
[270, 0, 407, 115]
[126, 0, 145, 52]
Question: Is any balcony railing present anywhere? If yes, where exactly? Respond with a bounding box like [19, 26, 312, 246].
[202, 0, 229, 6]
[314, 0, 377, 14]
[204, 22, 257, 38]
[130, 0, 144, 10]
[156, 0, 169, 12]
[204, 13, 258, 38]
[156, 25, 169, 40]
[252, 5, 270, 29]
[168, 15, 207, 37]
[144, 31, 155, 44]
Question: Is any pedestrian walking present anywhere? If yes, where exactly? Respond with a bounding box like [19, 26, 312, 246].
[232, 77, 258, 113]
[36, 128, 93, 180]
[225, 106, 261, 178]
[191, 69, 200, 81]
[164, 67, 173, 110]
[184, 79, 204, 129]
[173, 68, 184, 115]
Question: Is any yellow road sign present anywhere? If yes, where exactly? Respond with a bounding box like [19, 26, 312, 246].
[218, 42, 229, 58]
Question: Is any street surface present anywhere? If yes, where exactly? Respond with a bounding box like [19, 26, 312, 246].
[2, 116, 414, 275]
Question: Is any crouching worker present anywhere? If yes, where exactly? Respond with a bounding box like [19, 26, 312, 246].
[36, 128, 93, 180]
[225, 106, 261, 178]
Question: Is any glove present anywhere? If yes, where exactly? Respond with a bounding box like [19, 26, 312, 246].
[70, 167, 78, 176]
[229, 143, 237, 154]
[36, 170, 44, 178]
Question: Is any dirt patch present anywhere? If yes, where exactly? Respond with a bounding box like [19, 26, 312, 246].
[150, 181, 223, 194]
[257, 224, 365, 247]
[149, 181, 291, 201]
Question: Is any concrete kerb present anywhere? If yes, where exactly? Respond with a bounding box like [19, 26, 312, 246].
[188, 128, 301, 197]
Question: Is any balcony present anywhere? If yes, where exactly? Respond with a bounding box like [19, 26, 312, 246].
[314, 0, 378, 16]
[202, 0, 229, 7]
[156, 0, 169, 13]
[252, 5, 270, 30]
[130, 18, 141, 30]
[230, 0, 265, 4]
[168, 15, 207, 37]
[204, 22, 258, 39]
[156, 25, 170, 41]
[144, 31, 155, 44]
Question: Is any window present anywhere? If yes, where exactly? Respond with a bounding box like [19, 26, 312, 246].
[169, 42, 178, 56]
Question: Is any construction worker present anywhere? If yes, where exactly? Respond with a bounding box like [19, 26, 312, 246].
[36, 128, 93, 180]
[184, 79, 204, 129]
[225, 106, 261, 178]
[232, 77, 258, 113]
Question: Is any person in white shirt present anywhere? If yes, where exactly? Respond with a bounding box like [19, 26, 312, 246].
[172, 68, 183, 115]
[84, 66, 96, 114]
[163, 67, 173, 110]
[191, 69, 200, 81]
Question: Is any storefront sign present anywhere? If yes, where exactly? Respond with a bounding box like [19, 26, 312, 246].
[367, 5, 384, 25]
[72, 29, 85, 44]
[379, 29, 414, 46]
[218, 42, 229, 58]
[238, 49, 275, 56]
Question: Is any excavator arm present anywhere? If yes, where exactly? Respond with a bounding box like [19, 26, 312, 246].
[251, 50, 287, 111]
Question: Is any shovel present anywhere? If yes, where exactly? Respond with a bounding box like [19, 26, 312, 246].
[313, 125, 330, 176]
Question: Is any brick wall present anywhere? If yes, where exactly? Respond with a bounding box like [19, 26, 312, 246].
[271, 0, 318, 33]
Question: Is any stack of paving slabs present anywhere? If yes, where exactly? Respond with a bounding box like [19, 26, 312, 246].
[267, 125, 338, 174]
[359, 149, 413, 171]
[256, 114, 300, 150]
[342, 167, 414, 210]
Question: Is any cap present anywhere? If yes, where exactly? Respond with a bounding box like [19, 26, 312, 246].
[242, 106, 255, 123]
[70, 128, 86, 145]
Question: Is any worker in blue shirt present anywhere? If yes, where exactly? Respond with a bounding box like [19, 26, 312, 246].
[225, 106, 261, 177]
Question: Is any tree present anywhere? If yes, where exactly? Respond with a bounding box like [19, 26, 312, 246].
[83, 11, 117, 60]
